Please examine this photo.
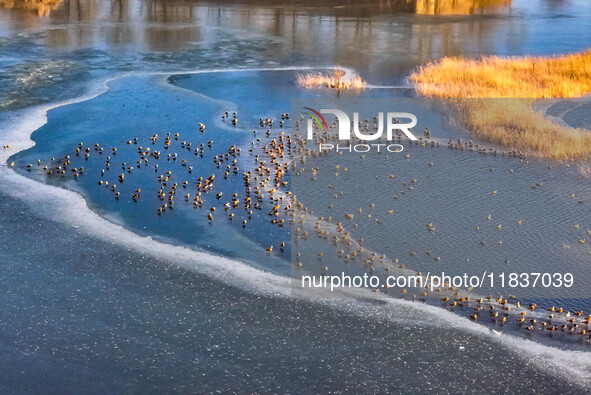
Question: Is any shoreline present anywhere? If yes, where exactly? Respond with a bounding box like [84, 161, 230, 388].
[410, 51, 591, 160]
[2, 68, 591, 386]
[532, 95, 591, 129]
[291, 122, 591, 324]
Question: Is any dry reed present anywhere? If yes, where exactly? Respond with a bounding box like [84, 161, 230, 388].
[297, 69, 366, 90]
[410, 51, 591, 159]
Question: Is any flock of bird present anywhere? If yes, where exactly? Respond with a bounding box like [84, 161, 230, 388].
[6, 109, 591, 342]
[291, 208, 591, 341]
[288, 114, 591, 341]
[291, 115, 588, 252]
[15, 111, 293, 254]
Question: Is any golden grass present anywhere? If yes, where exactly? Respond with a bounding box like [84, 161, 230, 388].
[410, 51, 591, 159]
[457, 99, 591, 159]
[411, 51, 591, 98]
[415, 0, 512, 15]
[297, 69, 366, 90]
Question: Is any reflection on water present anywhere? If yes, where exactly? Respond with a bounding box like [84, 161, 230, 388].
[0, 0, 590, 113]
[44, 0, 202, 51]
[0, 0, 517, 73]
[0, 0, 514, 19]
[0, 0, 515, 51]
[0, 0, 62, 16]
[2, 0, 590, 77]
[3, 0, 591, 391]
[416, 0, 512, 15]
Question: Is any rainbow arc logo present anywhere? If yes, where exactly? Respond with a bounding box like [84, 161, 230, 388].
[302, 106, 418, 142]
[303, 107, 328, 131]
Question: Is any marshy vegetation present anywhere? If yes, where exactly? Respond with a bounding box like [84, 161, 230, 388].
[296, 69, 366, 91]
[455, 99, 591, 160]
[410, 50, 591, 98]
[411, 51, 591, 159]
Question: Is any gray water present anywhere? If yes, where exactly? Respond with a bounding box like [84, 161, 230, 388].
[2, 0, 591, 392]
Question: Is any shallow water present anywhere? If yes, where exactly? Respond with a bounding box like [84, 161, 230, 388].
[2, 0, 591, 392]
[2, 0, 591, 110]
[292, 100, 591, 303]
[9, 71, 298, 272]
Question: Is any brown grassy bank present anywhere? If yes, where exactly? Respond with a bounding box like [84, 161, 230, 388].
[410, 51, 591, 159]
[297, 70, 366, 90]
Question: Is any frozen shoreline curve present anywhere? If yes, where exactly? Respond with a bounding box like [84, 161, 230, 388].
[2, 67, 591, 388]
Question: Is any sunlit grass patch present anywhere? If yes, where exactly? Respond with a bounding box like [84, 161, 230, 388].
[456, 99, 591, 160]
[410, 51, 591, 159]
[410, 51, 591, 98]
[297, 69, 366, 90]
